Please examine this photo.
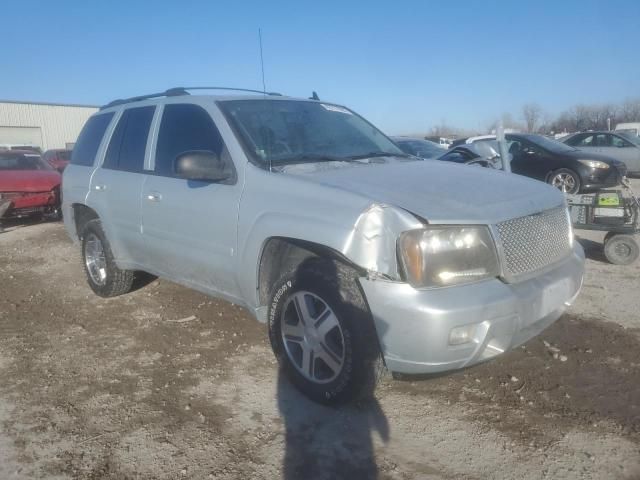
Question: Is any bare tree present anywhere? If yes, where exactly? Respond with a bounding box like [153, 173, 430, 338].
[619, 98, 640, 123]
[522, 103, 542, 133]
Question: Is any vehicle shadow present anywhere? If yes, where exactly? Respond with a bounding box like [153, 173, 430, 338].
[277, 372, 389, 480]
[575, 236, 609, 263]
[130, 271, 158, 292]
[0, 215, 57, 233]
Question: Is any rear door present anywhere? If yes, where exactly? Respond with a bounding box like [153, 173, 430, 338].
[141, 101, 243, 297]
[62, 112, 115, 238]
[87, 105, 155, 267]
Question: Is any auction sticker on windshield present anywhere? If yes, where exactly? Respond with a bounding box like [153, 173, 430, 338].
[321, 104, 352, 114]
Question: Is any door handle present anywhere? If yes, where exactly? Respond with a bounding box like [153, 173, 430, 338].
[146, 192, 162, 202]
[94, 184, 107, 191]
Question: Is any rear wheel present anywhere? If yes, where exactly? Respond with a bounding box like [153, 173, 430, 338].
[548, 168, 581, 194]
[603, 234, 640, 265]
[81, 219, 135, 297]
[268, 258, 382, 405]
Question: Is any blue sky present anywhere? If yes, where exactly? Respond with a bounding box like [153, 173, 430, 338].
[3, 0, 639, 134]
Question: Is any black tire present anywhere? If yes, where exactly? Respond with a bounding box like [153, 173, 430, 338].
[547, 168, 581, 194]
[268, 257, 382, 405]
[603, 234, 640, 265]
[604, 231, 615, 245]
[81, 219, 135, 297]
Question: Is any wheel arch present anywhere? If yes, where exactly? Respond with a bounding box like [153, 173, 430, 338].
[257, 237, 366, 307]
[71, 203, 100, 240]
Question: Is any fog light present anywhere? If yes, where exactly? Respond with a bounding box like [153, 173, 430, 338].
[449, 324, 478, 345]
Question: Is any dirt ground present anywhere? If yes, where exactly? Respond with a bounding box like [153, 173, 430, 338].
[1, 187, 640, 479]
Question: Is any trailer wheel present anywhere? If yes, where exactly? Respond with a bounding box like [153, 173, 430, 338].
[603, 234, 640, 265]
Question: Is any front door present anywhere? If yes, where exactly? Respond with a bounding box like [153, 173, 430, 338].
[509, 139, 554, 181]
[141, 102, 243, 298]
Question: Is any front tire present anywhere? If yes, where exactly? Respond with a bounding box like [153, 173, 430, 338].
[81, 219, 135, 297]
[268, 258, 382, 405]
[548, 168, 581, 194]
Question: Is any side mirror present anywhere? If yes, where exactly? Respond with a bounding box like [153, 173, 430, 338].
[174, 150, 230, 182]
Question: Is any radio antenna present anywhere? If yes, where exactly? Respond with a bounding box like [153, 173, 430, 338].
[258, 28, 267, 94]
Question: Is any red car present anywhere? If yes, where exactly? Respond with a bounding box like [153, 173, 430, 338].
[42, 149, 72, 172]
[0, 150, 61, 219]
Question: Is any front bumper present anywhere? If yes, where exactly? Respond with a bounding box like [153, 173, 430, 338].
[0, 191, 59, 218]
[582, 166, 625, 191]
[359, 243, 585, 374]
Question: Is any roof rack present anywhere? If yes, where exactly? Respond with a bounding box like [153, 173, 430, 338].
[100, 86, 282, 110]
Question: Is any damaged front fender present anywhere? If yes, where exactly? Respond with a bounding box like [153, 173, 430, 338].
[341, 203, 424, 280]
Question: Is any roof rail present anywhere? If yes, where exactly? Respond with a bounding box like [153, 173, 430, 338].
[100, 88, 188, 110]
[100, 86, 282, 110]
[180, 86, 282, 96]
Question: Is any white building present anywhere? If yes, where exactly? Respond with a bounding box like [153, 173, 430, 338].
[0, 100, 98, 151]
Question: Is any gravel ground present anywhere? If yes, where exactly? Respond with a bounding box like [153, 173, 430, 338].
[1, 182, 639, 480]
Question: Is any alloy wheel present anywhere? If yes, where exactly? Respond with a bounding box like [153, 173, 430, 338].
[551, 172, 577, 193]
[280, 291, 345, 384]
[84, 233, 108, 286]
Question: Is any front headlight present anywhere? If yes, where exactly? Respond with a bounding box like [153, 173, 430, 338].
[398, 226, 500, 288]
[578, 159, 609, 169]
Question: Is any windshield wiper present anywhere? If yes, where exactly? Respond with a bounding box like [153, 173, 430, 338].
[270, 153, 358, 166]
[347, 151, 411, 160]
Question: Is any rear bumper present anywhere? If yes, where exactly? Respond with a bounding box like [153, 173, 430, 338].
[359, 244, 585, 374]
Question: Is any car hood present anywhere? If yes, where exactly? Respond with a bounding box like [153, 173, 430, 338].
[285, 159, 565, 225]
[562, 149, 623, 164]
[0, 170, 61, 192]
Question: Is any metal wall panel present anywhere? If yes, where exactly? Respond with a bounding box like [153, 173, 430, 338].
[0, 102, 98, 151]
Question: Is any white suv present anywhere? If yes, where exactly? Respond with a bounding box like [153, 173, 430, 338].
[63, 87, 584, 404]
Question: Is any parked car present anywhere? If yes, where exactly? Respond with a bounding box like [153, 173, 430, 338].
[0, 144, 42, 154]
[615, 122, 640, 137]
[467, 133, 626, 194]
[62, 88, 584, 404]
[437, 142, 501, 168]
[391, 137, 445, 159]
[561, 131, 640, 176]
[43, 149, 73, 172]
[0, 150, 61, 219]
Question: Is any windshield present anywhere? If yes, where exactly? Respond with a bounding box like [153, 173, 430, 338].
[0, 153, 51, 171]
[219, 99, 404, 165]
[395, 139, 443, 159]
[617, 131, 640, 144]
[515, 134, 576, 154]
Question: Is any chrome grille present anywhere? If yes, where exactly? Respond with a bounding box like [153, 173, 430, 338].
[496, 206, 571, 278]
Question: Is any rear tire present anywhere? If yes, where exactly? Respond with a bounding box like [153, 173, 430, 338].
[81, 219, 135, 297]
[548, 168, 581, 194]
[268, 257, 382, 405]
[603, 234, 640, 265]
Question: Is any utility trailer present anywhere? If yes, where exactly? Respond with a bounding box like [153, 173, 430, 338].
[566, 181, 640, 265]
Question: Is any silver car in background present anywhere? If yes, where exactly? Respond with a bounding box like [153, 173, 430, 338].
[62, 89, 584, 404]
[563, 130, 640, 175]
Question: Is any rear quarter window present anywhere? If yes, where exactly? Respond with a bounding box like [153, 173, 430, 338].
[71, 113, 115, 166]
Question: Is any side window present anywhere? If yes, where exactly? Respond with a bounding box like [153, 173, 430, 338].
[611, 135, 631, 148]
[574, 134, 595, 147]
[71, 113, 115, 166]
[155, 104, 225, 177]
[594, 134, 610, 147]
[104, 106, 155, 172]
